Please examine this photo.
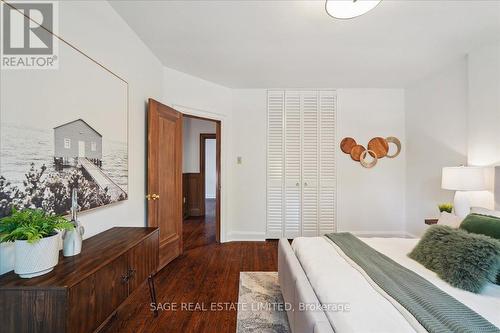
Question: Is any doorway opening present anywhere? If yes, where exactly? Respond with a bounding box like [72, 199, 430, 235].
[182, 114, 221, 251]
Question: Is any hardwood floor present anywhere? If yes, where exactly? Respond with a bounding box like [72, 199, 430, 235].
[102, 199, 278, 333]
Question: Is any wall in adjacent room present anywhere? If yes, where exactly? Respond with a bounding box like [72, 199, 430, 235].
[228, 89, 407, 240]
[405, 59, 468, 237]
[205, 139, 217, 199]
[0, 1, 164, 274]
[182, 117, 216, 173]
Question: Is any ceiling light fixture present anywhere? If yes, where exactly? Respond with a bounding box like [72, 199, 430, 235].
[325, 0, 382, 20]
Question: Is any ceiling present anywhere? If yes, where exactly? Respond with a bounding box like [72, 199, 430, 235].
[110, 0, 500, 88]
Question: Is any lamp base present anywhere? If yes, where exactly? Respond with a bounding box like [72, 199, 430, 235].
[453, 191, 470, 219]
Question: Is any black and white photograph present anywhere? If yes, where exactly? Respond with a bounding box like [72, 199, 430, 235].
[0, 35, 128, 218]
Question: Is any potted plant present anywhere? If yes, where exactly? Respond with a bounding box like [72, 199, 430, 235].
[0, 208, 73, 278]
[438, 203, 453, 214]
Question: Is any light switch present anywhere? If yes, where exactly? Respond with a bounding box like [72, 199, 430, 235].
[237, 156, 242, 164]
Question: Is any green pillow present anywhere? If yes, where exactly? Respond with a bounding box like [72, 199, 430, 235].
[408, 225, 500, 293]
[459, 213, 500, 240]
[460, 213, 500, 285]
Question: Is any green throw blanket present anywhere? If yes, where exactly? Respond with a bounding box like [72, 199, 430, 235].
[325, 233, 499, 333]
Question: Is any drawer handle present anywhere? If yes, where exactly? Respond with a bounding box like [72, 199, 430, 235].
[128, 268, 136, 279]
[121, 274, 129, 284]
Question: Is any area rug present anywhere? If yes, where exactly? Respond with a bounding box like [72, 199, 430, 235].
[236, 272, 290, 333]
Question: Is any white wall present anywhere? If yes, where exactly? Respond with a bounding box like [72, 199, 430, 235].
[0, 1, 164, 274]
[182, 117, 216, 173]
[468, 44, 500, 167]
[336, 89, 407, 236]
[466, 44, 500, 210]
[405, 59, 468, 237]
[205, 139, 217, 199]
[228, 89, 407, 240]
[228, 90, 268, 240]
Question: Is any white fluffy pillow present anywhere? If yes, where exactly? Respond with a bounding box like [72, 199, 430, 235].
[437, 212, 462, 228]
[470, 207, 500, 218]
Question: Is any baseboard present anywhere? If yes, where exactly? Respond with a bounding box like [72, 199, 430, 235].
[225, 230, 417, 242]
[351, 230, 416, 238]
[226, 231, 266, 242]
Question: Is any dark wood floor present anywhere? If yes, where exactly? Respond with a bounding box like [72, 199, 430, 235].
[103, 199, 278, 333]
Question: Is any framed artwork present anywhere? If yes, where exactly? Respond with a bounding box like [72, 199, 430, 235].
[0, 22, 128, 218]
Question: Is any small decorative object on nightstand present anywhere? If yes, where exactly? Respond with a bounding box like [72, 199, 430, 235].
[438, 203, 453, 214]
[425, 218, 439, 225]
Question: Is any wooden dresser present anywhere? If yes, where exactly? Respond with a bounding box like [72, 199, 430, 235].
[0, 227, 159, 333]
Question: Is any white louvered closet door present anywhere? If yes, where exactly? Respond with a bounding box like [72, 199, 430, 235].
[266, 91, 284, 238]
[284, 92, 301, 238]
[266, 90, 336, 238]
[301, 91, 319, 237]
[319, 91, 336, 235]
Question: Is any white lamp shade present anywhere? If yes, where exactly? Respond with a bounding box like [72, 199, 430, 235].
[441, 166, 487, 191]
[325, 0, 382, 19]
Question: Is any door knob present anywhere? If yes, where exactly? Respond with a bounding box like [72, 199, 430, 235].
[146, 194, 160, 201]
[121, 273, 129, 283]
[128, 268, 136, 279]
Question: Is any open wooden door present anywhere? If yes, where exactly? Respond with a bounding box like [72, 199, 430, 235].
[147, 99, 183, 270]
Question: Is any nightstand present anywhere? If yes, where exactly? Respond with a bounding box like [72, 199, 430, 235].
[425, 218, 438, 225]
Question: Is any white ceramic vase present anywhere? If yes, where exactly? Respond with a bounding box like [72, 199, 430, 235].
[14, 233, 60, 278]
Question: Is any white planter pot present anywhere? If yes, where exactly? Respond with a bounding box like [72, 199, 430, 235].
[14, 233, 60, 278]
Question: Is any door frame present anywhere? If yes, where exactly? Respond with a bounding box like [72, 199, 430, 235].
[199, 133, 216, 216]
[184, 114, 221, 243]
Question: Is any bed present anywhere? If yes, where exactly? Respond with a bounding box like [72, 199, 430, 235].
[278, 236, 500, 333]
[279, 167, 500, 332]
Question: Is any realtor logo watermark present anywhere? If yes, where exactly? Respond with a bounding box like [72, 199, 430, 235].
[1, 0, 58, 69]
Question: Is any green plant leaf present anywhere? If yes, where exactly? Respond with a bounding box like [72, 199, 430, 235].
[0, 208, 73, 243]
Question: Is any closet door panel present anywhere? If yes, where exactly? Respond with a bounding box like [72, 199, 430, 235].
[266, 90, 336, 239]
[284, 92, 301, 238]
[319, 91, 336, 235]
[301, 92, 319, 237]
[267, 91, 284, 238]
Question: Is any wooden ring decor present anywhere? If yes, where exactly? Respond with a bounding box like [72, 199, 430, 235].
[340, 137, 357, 154]
[367, 137, 389, 158]
[360, 150, 378, 168]
[385, 136, 402, 158]
[350, 144, 366, 162]
[340, 136, 401, 168]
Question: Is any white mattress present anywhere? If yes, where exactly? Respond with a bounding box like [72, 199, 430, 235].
[292, 236, 500, 333]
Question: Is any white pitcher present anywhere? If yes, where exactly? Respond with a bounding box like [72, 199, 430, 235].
[63, 188, 85, 257]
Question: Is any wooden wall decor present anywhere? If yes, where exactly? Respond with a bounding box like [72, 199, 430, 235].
[341, 136, 401, 168]
[350, 145, 366, 162]
[385, 137, 402, 158]
[340, 137, 357, 154]
[368, 137, 389, 158]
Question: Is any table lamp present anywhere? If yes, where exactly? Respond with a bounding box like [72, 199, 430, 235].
[441, 166, 487, 218]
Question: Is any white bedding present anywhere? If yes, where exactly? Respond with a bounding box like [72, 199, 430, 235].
[292, 236, 500, 333]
